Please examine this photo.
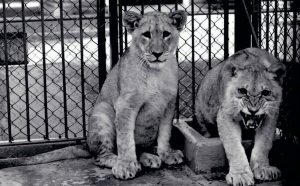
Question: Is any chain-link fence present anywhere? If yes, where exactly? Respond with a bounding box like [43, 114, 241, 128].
[0, 0, 299, 146]
[0, 0, 108, 144]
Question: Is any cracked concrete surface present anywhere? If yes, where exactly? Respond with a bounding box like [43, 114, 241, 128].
[0, 158, 282, 186]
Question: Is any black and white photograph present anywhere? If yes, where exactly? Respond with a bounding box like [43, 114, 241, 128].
[0, 0, 299, 185]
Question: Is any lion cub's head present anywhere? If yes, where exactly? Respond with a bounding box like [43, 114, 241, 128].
[123, 11, 187, 69]
[224, 48, 286, 129]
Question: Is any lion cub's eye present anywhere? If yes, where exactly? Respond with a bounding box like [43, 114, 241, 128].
[261, 89, 271, 96]
[238, 88, 247, 95]
[163, 31, 171, 38]
[142, 31, 151, 39]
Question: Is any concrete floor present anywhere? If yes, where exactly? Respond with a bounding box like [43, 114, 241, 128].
[0, 158, 282, 186]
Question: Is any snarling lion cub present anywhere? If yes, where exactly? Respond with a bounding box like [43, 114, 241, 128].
[0, 11, 187, 180]
[195, 48, 285, 186]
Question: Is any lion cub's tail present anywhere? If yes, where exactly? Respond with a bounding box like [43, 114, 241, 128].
[0, 145, 91, 168]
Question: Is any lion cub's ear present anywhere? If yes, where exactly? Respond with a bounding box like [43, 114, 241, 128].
[168, 10, 187, 32]
[123, 11, 142, 33]
[269, 62, 286, 85]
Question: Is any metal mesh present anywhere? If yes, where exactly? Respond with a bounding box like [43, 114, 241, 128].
[260, 0, 300, 62]
[0, 0, 106, 143]
[0, 0, 299, 145]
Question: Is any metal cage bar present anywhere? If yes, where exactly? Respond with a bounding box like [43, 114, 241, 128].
[97, 0, 107, 91]
[292, 0, 297, 62]
[283, 0, 287, 62]
[266, 0, 270, 50]
[109, 0, 119, 67]
[274, 0, 278, 57]
[21, 0, 30, 142]
[59, 0, 69, 139]
[2, 0, 12, 142]
[224, 0, 229, 59]
[40, 0, 49, 140]
[79, 0, 87, 138]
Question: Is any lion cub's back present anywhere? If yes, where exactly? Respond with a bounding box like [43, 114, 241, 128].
[98, 62, 121, 105]
[195, 62, 225, 126]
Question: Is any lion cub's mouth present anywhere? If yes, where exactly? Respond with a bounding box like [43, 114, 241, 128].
[240, 111, 266, 129]
[149, 59, 166, 63]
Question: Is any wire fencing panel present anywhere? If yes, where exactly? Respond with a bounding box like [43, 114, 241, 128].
[259, 0, 299, 62]
[0, 0, 108, 144]
[0, 0, 299, 146]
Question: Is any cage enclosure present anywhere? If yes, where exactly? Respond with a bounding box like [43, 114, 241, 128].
[0, 0, 299, 185]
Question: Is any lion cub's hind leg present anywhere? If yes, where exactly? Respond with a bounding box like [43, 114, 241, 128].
[88, 102, 117, 168]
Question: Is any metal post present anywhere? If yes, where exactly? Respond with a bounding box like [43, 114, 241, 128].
[274, 0, 278, 57]
[59, 0, 68, 139]
[191, 0, 196, 121]
[79, 0, 86, 138]
[235, 0, 252, 51]
[2, 0, 12, 142]
[40, 0, 49, 140]
[21, 0, 30, 142]
[97, 0, 107, 91]
[252, 0, 261, 48]
[224, 0, 229, 59]
[109, 0, 119, 67]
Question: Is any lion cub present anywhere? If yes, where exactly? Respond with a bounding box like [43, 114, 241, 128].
[195, 48, 285, 186]
[87, 11, 187, 179]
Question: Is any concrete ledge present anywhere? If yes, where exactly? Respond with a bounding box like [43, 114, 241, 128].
[173, 120, 252, 174]
[0, 140, 86, 159]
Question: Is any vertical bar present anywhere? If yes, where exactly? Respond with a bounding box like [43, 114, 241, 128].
[59, 0, 68, 139]
[224, 0, 229, 59]
[2, 0, 12, 142]
[21, 0, 30, 141]
[40, 0, 49, 140]
[191, 0, 196, 120]
[97, 0, 107, 91]
[274, 0, 278, 57]
[252, 0, 261, 48]
[175, 1, 180, 120]
[109, 0, 119, 67]
[283, 0, 287, 62]
[78, 0, 86, 138]
[235, 0, 252, 51]
[208, 2, 211, 69]
[158, 0, 161, 11]
[266, 0, 270, 50]
[124, 6, 128, 50]
[141, 2, 144, 14]
[258, 0, 262, 46]
[292, 0, 297, 62]
[176, 50, 180, 120]
[119, 1, 124, 56]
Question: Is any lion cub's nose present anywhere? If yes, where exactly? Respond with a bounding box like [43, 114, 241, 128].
[152, 52, 163, 58]
[248, 108, 258, 115]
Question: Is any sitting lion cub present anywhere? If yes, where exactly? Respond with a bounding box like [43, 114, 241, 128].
[0, 11, 186, 180]
[195, 48, 285, 186]
[87, 11, 187, 179]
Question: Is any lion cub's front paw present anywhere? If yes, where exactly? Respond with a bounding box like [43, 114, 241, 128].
[139, 152, 162, 168]
[253, 166, 281, 181]
[158, 149, 184, 165]
[112, 159, 142, 180]
[226, 171, 254, 186]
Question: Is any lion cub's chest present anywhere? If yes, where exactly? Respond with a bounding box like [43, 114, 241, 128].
[134, 69, 177, 147]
